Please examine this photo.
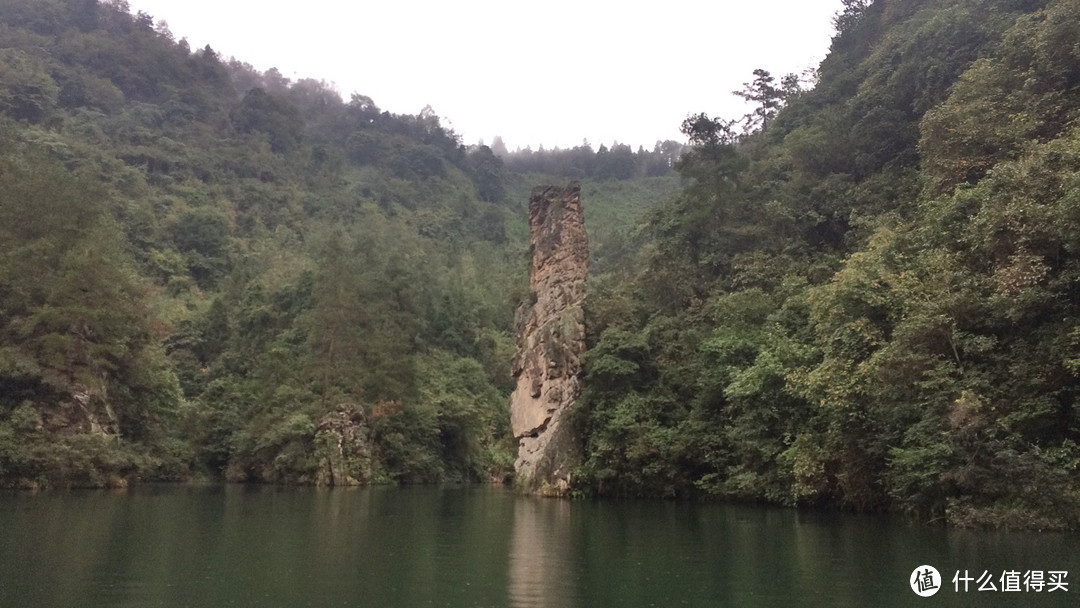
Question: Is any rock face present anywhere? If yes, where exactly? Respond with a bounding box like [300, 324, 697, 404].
[313, 405, 372, 486]
[510, 183, 588, 495]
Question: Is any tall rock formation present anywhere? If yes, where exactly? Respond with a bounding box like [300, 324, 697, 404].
[510, 183, 588, 495]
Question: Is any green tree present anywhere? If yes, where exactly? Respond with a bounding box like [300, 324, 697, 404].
[232, 87, 304, 153]
[0, 133, 184, 485]
[0, 50, 60, 123]
[733, 69, 784, 132]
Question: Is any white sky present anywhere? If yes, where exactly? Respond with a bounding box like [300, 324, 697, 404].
[127, 0, 843, 151]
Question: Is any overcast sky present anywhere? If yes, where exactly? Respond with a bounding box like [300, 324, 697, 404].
[127, 0, 843, 151]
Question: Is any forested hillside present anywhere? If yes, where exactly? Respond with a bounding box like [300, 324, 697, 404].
[3, 0, 1080, 530]
[0, 0, 681, 489]
[576, 0, 1080, 528]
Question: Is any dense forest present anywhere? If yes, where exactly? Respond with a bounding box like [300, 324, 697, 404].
[0, 0, 519, 488]
[2, 0, 1080, 529]
[0, 0, 679, 490]
[576, 0, 1080, 529]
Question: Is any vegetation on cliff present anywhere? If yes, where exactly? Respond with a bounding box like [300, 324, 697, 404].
[575, 0, 1080, 528]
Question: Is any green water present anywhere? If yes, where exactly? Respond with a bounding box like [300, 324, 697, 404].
[0, 485, 1076, 607]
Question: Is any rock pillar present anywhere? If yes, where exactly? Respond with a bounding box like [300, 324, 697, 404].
[510, 183, 588, 495]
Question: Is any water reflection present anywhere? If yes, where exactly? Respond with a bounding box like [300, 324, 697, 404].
[0, 486, 1077, 607]
[508, 497, 578, 607]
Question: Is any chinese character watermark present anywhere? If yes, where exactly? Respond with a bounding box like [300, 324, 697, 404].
[948, 569, 1068, 594]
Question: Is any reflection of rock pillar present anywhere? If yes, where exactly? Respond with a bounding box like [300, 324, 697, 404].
[510, 183, 588, 495]
[508, 498, 576, 608]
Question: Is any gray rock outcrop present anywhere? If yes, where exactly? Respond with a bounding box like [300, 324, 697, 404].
[313, 405, 371, 486]
[510, 183, 588, 495]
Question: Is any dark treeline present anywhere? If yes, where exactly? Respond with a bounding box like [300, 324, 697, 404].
[494, 66, 807, 181]
[498, 139, 686, 180]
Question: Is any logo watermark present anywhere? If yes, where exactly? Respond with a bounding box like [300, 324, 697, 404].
[910, 565, 941, 597]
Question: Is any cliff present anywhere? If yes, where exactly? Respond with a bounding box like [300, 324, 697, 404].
[510, 183, 588, 495]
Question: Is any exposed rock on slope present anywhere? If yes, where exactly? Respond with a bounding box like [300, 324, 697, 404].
[313, 405, 372, 486]
[510, 183, 588, 495]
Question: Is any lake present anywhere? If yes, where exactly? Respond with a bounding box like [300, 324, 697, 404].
[0, 484, 1076, 607]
